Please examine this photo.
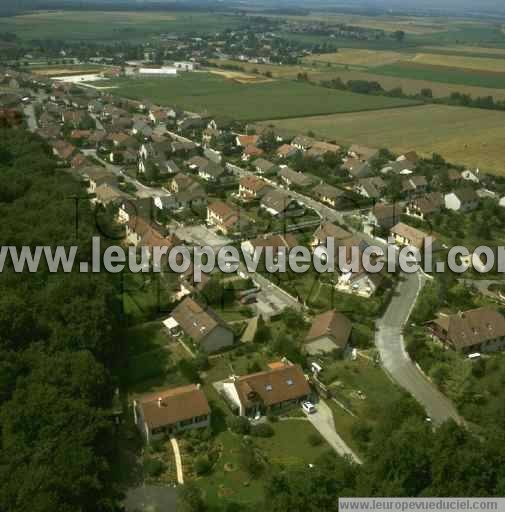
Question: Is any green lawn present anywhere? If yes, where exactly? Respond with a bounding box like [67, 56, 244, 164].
[105, 73, 419, 122]
[196, 420, 332, 507]
[373, 61, 505, 89]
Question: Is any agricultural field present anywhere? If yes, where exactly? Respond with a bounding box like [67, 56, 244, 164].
[30, 64, 107, 77]
[103, 72, 418, 121]
[411, 52, 505, 72]
[306, 49, 505, 73]
[373, 62, 505, 89]
[311, 69, 505, 101]
[0, 10, 243, 41]
[260, 104, 505, 173]
[304, 49, 406, 68]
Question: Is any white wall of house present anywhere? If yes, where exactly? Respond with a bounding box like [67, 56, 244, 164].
[222, 381, 244, 416]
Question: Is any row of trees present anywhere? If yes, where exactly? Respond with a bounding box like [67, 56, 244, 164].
[320, 76, 505, 112]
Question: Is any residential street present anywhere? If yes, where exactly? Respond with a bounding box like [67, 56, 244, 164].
[81, 149, 168, 198]
[305, 399, 362, 464]
[376, 271, 463, 426]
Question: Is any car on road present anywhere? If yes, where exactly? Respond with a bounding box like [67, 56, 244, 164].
[302, 401, 316, 414]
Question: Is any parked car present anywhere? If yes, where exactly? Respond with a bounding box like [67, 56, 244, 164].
[302, 401, 316, 414]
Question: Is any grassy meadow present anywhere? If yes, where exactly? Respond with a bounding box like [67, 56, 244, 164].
[0, 10, 243, 41]
[104, 72, 418, 121]
[260, 104, 505, 173]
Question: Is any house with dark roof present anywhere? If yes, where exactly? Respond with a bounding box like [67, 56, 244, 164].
[276, 143, 298, 159]
[313, 183, 345, 208]
[238, 176, 272, 201]
[367, 203, 400, 231]
[291, 135, 315, 151]
[260, 190, 304, 217]
[355, 177, 386, 199]
[342, 158, 372, 179]
[241, 233, 299, 258]
[390, 222, 436, 250]
[405, 192, 444, 221]
[165, 297, 234, 353]
[279, 166, 314, 189]
[207, 201, 244, 236]
[430, 307, 505, 353]
[444, 188, 479, 212]
[311, 222, 352, 249]
[221, 361, 311, 417]
[348, 144, 379, 162]
[305, 310, 352, 355]
[133, 384, 210, 443]
[253, 158, 277, 175]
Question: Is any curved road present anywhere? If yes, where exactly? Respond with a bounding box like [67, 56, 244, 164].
[376, 271, 463, 426]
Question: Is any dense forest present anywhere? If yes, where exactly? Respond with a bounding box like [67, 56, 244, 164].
[0, 127, 122, 512]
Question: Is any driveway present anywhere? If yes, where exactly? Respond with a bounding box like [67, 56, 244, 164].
[175, 224, 232, 249]
[305, 399, 362, 464]
[376, 271, 463, 426]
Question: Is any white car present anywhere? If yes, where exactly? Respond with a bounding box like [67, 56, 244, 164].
[302, 401, 316, 414]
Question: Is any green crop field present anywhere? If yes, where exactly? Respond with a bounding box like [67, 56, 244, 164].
[104, 72, 419, 121]
[0, 10, 243, 41]
[373, 61, 505, 89]
[259, 104, 505, 173]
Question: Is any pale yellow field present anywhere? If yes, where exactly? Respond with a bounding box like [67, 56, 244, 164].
[32, 67, 105, 77]
[412, 53, 505, 72]
[206, 68, 273, 83]
[12, 10, 177, 24]
[304, 49, 406, 68]
[306, 50, 505, 73]
[259, 105, 505, 174]
[208, 59, 308, 78]
[421, 45, 505, 56]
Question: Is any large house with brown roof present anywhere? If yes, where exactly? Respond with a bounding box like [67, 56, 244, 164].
[305, 310, 352, 355]
[133, 384, 211, 443]
[260, 190, 304, 217]
[165, 297, 234, 353]
[390, 222, 435, 250]
[430, 307, 505, 353]
[241, 233, 299, 258]
[238, 176, 271, 201]
[405, 192, 444, 221]
[207, 201, 244, 236]
[221, 361, 311, 417]
[279, 166, 314, 189]
[311, 222, 352, 249]
[313, 183, 345, 208]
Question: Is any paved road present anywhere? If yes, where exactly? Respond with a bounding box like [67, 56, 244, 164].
[226, 162, 364, 228]
[376, 271, 463, 426]
[305, 399, 362, 464]
[82, 149, 167, 198]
